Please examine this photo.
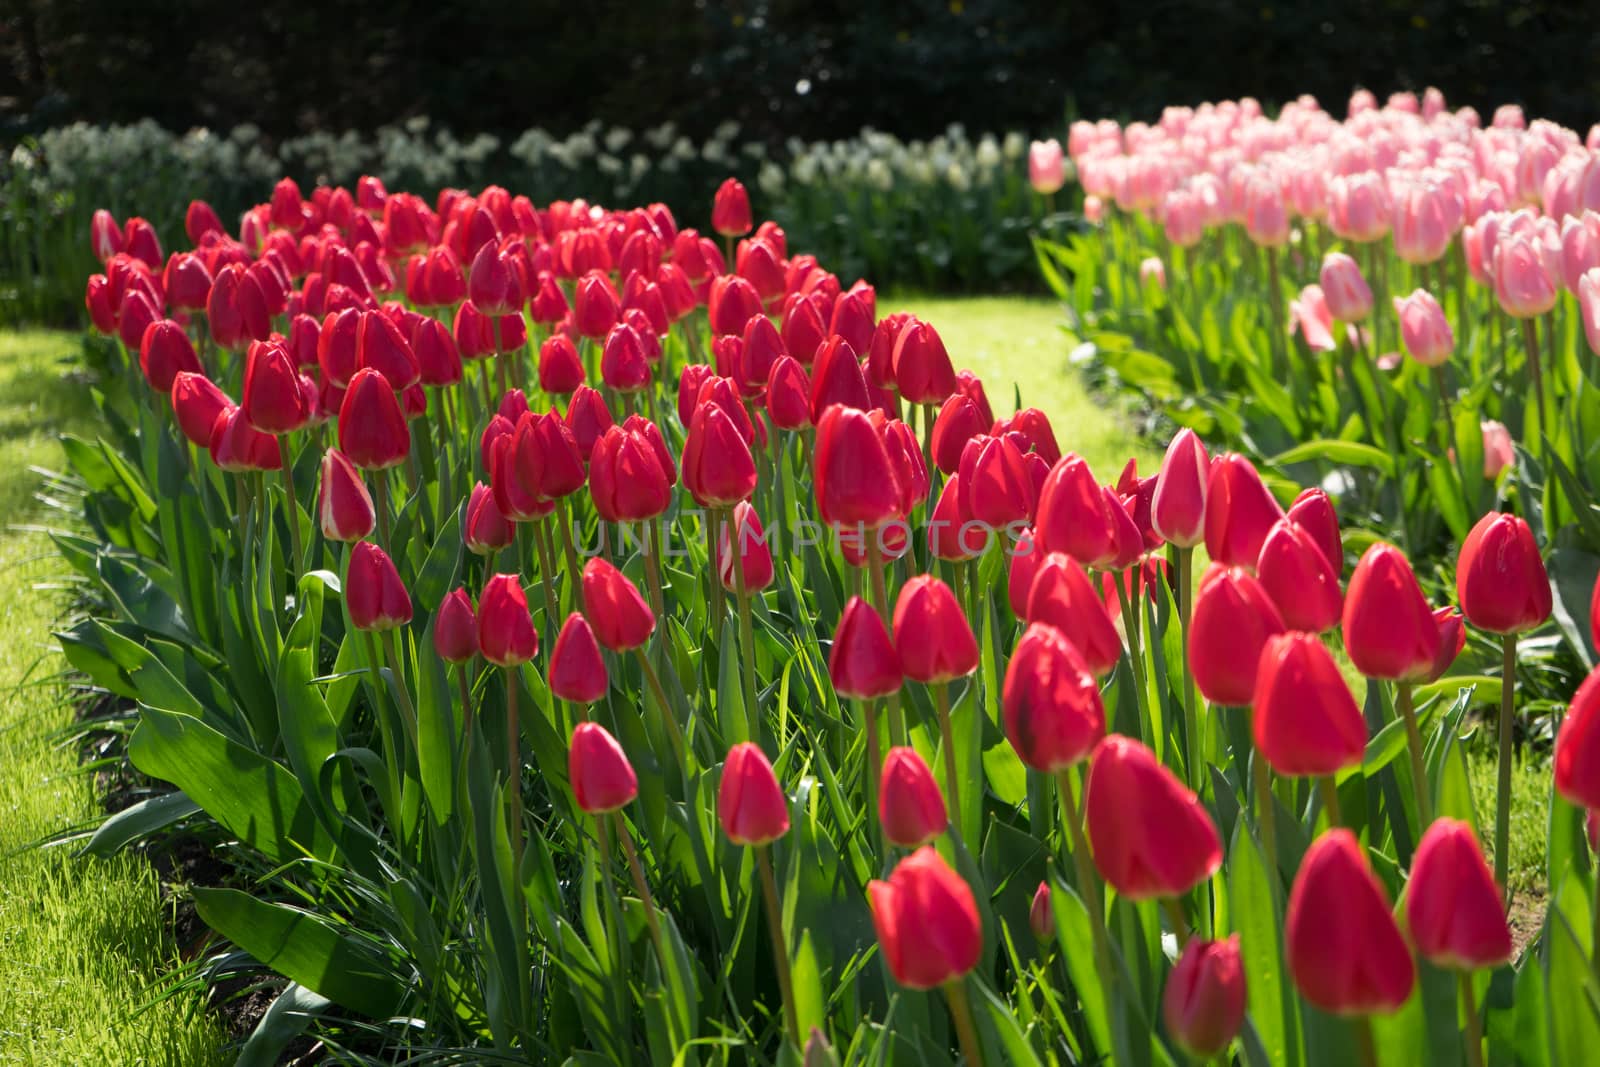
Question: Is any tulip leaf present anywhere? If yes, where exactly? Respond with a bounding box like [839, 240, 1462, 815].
[1546, 865, 1600, 1067]
[235, 983, 331, 1067]
[972, 975, 1043, 1066]
[1266, 439, 1395, 477]
[81, 789, 201, 858]
[1228, 820, 1302, 1067]
[192, 887, 405, 1019]
[1548, 547, 1600, 670]
[1049, 876, 1111, 1059]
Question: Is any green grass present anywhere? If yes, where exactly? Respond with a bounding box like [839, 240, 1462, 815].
[898, 294, 1162, 479]
[0, 330, 225, 1065]
[1467, 748, 1549, 900]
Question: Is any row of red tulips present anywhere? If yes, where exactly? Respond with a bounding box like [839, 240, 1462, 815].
[61, 160, 1600, 1064]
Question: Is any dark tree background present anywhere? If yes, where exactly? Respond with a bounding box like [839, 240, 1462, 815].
[2, 0, 1598, 140]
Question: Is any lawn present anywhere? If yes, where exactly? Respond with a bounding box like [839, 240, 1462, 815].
[0, 330, 225, 1064]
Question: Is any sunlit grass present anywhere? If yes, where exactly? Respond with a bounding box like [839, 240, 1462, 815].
[0, 329, 226, 1065]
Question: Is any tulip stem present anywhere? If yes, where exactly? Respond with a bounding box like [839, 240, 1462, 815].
[861, 698, 882, 857]
[1318, 775, 1342, 830]
[729, 509, 761, 745]
[867, 535, 907, 746]
[504, 664, 525, 880]
[1160, 896, 1191, 949]
[634, 647, 688, 770]
[379, 630, 421, 751]
[533, 519, 561, 640]
[1265, 246, 1286, 380]
[942, 979, 986, 1067]
[1057, 769, 1116, 1015]
[755, 845, 800, 1048]
[706, 510, 726, 623]
[373, 471, 391, 552]
[1252, 753, 1278, 888]
[558, 496, 583, 607]
[1496, 634, 1516, 903]
[278, 456, 304, 580]
[934, 682, 962, 838]
[614, 812, 668, 972]
[1112, 570, 1152, 747]
[1397, 682, 1433, 829]
[644, 520, 666, 620]
[1351, 1016, 1380, 1067]
[1433, 365, 1455, 444]
[1459, 972, 1486, 1067]
[593, 813, 634, 1065]
[1523, 318, 1548, 461]
[1175, 545, 1200, 792]
[767, 427, 787, 564]
[361, 628, 407, 842]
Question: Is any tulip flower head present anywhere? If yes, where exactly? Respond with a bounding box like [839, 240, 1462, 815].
[1084, 735, 1223, 900]
[867, 846, 982, 989]
[878, 747, 948, 848]
[1163, 935, 1246, 1059]
[1455, 511, 1551, 634]
[718, 742, 789, 846]
[1404, 818, 1513, 970]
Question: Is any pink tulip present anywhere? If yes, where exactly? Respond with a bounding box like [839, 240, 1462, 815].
[1581, 267, 1600, 356]
[1029, 140, 1066, 196]
[1289, 285, 1337, 352]
[1482, 420, 1515, 479]
[1494, 232, 1559, 318]
[1139, 257, 1167, 290]
[1319, 253, 1373, 322]
[1393, 290, 1453, 367]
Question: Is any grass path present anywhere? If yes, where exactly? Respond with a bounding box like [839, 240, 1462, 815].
[0, 330, 225, 1064]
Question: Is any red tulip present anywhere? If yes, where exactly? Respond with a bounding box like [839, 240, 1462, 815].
[410, 316, 462, 388]
[570, 721, 638, 814]
[550, 612, 609, 705]
[1342, 543, 1440, 682]
[242, 340, 312, 433]
[1151, 429, 1209, 548]
[867, 846, 982, 989]
[464, 481, 514, 553]
[959, 434, 1034, 528]
[338, 368, 410, 470]
[892, 318, 957, 405]
[879, 747, 948, 848]
[513, 410, 587, 500]
[780, 293, 828, 364]
[138, 320, 202, 392]
[477, 574, 539, 667]
[1555, 665, 1600, 808]
[318, 448, 374, 542]
[573, 271, 621, 340]
[1405, 818, 1513, 970]
[433, 588, 479, 664]
[163, 253, 214, 311]
[468, 240, 522, 317]
[539, 334, 585, 395]
[808, 336, 871, 422]
[1287, 487, 1343, 575]
[829, 288, 875, 358]
[1252, 632, 1367, 777]
[1007, 527, 1042, 616]
[932, 394, 988, 476]
[712, 178, 753, 238]
[91, 209, 123, 262]
[1029, 881, 1054, 941]
[1085, 735, 1223, 899]
[928, 476, 983, 562]
[186, 199, 225, 245]
[122, 216, 162, 270]
[346, 542, 413, 631]
[1163, 936, 1246, 1058]
[1256, 519, 1342, 633]
[170, 372, 232, 447]
[708, 274, 764, 338]
[319, 307, 362, 386]
[718, 742, 789, 845]
[892, 576, 978, 684]
[582, 557, 655, 652]
[865, 312, 911, 389]
[117, 288, 161, 351]
[589, 424, 672, 522]
[1456, 512, 1552, 634]
[85, 274, 115, 334]
[991, 407, 1059, 465]
[814, 405, 901, 528]
[682, 402, 758, 508]
[1027, 553, 1122, 678]
[718, 501, 774, 593]
[1204, 453, 1284, 569]
[828, 596, 903, 700]
[1035, 454, 1119, 567]
[765, 355, 812, 430]
[356, 309, 420, 391]
[601, 322, 652, 393]
[1286, 829, 1416, 1015]
[1002, 622, 1105, 772]
[209, 405, 282, 471]
[564, 385, 615, 461]
[1189, 564, 1286, 706]
[530, 271, 570, 324]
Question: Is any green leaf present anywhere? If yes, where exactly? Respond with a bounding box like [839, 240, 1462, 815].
[235, 983, 331, 1067]
[81, 790, 201, 857]
[1050, 877, 1109, 1058]
[128, 706, 335, 865]
[1229, 821, 1302, 1067]
[193, 888, 405, 1019]
[1267, 439, 1396, 477]
[972, 976, 1043, 1067]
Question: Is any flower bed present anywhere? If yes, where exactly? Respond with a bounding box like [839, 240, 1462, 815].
[59, 159, 1597, 1064]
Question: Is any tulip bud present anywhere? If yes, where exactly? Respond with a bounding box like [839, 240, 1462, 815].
[931, 394, 988, 476]
[564, 385, 615, 461]
[477, 574, 539, 667]
[808, 336, 871, 422]
[1556, 666, 1600, 808]
[682, 402, 758, 508]
[878, 747, 948, 848]
[467, 240, 522, 317]
[1035, 454, 1119, 566]
[892, 576, 979, 684]
[813, 405, 901, 528]
[765, 356, 812, 430]
[209, 405, 283, 471]
[718, 742, 789, 845]
[1455, 512, 1551, 634]
[1029, 140, 1066, 195]
[433, 588, 479, 664]
[1394, 289, 1453, 367]
[242, 340, 312, 434]
[85, 274, 115, 334]
[346, 542, 413, 632]
[1405, 818, 1513, 970]
[538, 334, 585, 395]
[828, 596, 903, 700]
[780, 293, 828, 364]
[1026, 553, 1122, 678]
[1163, 936, 1246, 1058]
[570, 721, 638, 814]
[1204, 454, 1284, 569]
[338, 368, 410, 470]
[892, 319, 956, 406]
[1253, 632, 1367, 777]
[867, 846, 981, 989]
[712, 178, 754, 238]
[117, 288, 162, 351]
[1342, 543, 1441, 682]
[550, 612, 609, 705]
[1002, 622, 1105, 772]
[1190, 564, 1286, 706]
[1029, 881, 1054, 941]
[581, 557, 655, 652]
[1256, 519, 1342, 633]
[138, 320, 203, 392]
[718, 501, 775, 593]
[708, 274, 764, 338]
[461, 481, 513, 554]
[1007, 527, 1042, 617]
[958, 434, 1034, 529]
[1319, 252, 1374, 322]
[1085, 735, 1222, 899]
[318, 449, 375, 543]
[1494, 233, 1559, 318]
[1286, 830, 1416, 1015]
[1481, 419, 1515, 479]
[185, 199, 225, 245]
[171, 372, 234, 447]
[573, 271, 621, 340]
[1286, 487, 1343, 575]
[356, 309, 420, 391]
